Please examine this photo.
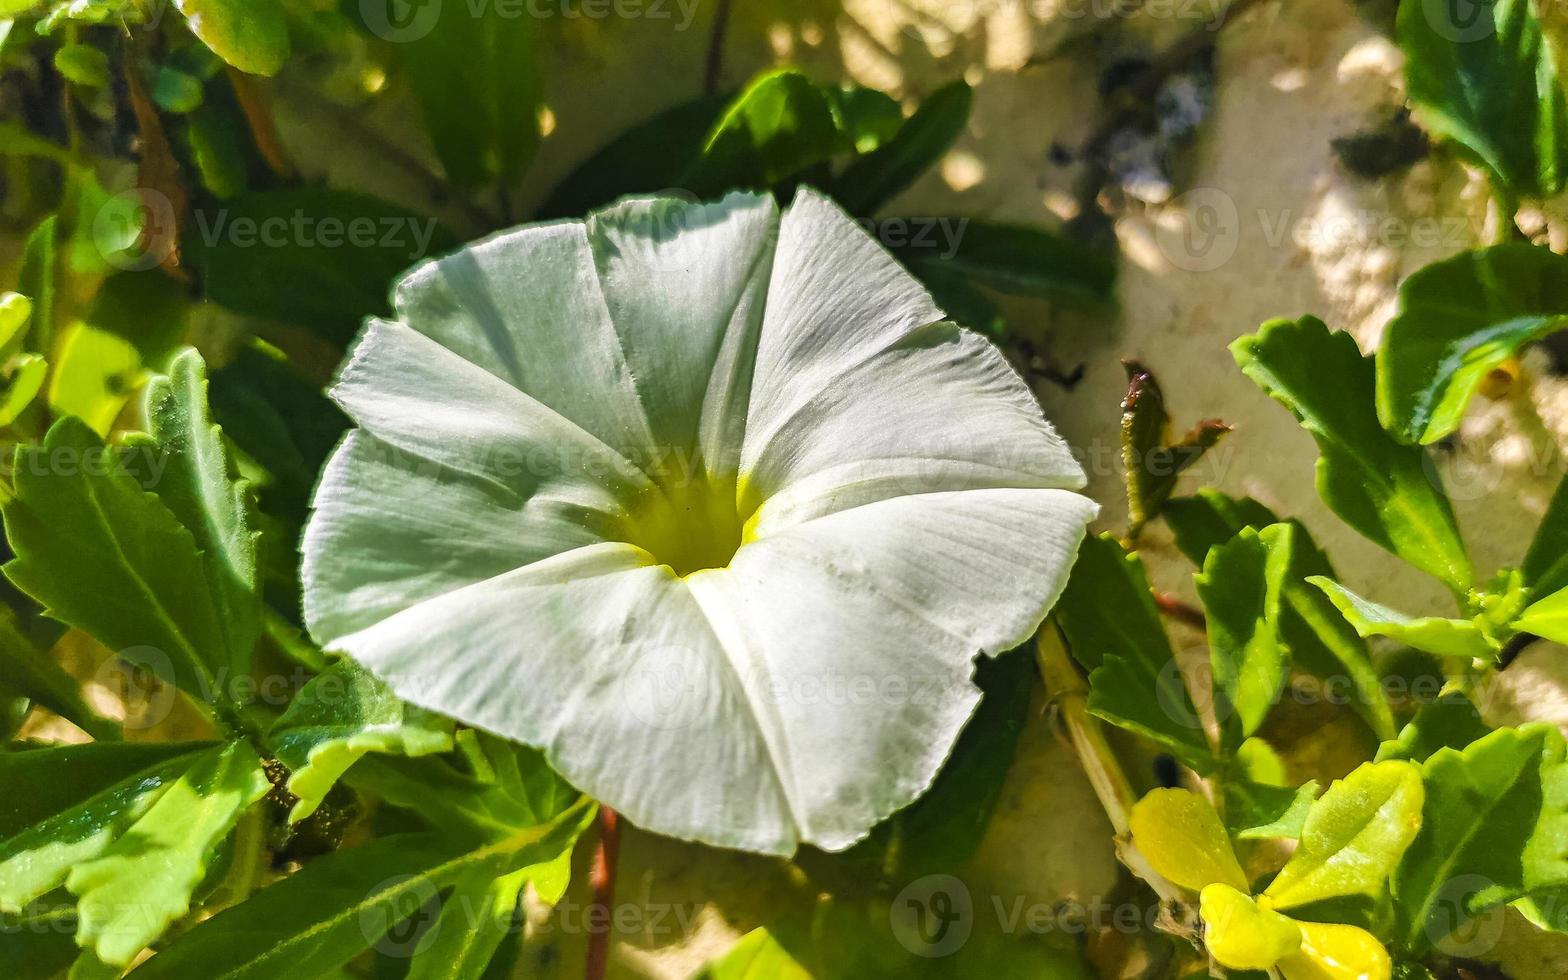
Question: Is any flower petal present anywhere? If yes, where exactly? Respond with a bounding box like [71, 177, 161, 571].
[322, 542, 800, 854]
[391, 217, 655, 455]
[1129, 788, 1249, 892]
[302, 432, 615, 642]
[1278, 922, 1392, 980]
[1199, 883, 1302, 971]
[740, 191, 1083, 530]
[583, 193, 778, 478]
[684, 487, 1095, 850]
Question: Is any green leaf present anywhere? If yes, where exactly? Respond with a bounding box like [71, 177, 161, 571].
[0, 291, 30, 351]
[3, 418, 228, 702]
[47, 323, 144, 436]
[534, 93, 731, 218]
[1262, 760, 1424, 912]
[1397, 0, 1568, 197]
[208, 341, 349, 526]
[1196, 525, 1294, 745]
[174, 0, 291, 76]
[124, 349, 261, 677]
[1164, 490, 1395, 740]
[822, 84, 904, 155]
[1393, 725, 1568, 953]
[829, 81, 971, 214]
[893, 220, 1117, 307]
[1524, 472, 1568, 601]
[1232, 316, 1471, 592]
[1311, 578, 1495, 660]
[187, 189, 453, 345]
[17, 216, 57, 355]
[0, 606, 118, 741]
[1054, 534, 1212, 770]
[0, 742, 211, 910]
[346, 734, 582, 842]
[1230, 781, 1318, 841]
[1164, 490, 1282, 566]
[268, 658, 454, 822]
[68, 739, 270, 966]
[1376, 244, 1568, 444]
[52, 44, 109, 88]
[397, 0, 537, 188]
[128, 810, 590, 979]
[695, 927, 812, 979]
[1514, 584, 1568, 645]
[0, 354, 47, 426]
[402, 867, 529, 980]
[1129, 788, 1248, 892]
[684, 69, 844, 195]
[1376, 692, 1491, 764]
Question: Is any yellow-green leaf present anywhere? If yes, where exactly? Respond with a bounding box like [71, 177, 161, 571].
[1263, 760, 1424, 911]
[1129, 788, 1247, 892]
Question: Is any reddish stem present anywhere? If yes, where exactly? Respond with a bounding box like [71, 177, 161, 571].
[1153, 591, 1207, 630]
[584, 807, 621, 980]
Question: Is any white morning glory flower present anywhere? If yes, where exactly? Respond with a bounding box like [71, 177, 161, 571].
[302, 188, 1096, 855]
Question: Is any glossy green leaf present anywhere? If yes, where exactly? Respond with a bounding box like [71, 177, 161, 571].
[208, 341, 348, 527]
[3, 419, 228, 702]
[1199, 883, 1302, 970]
[1165, 491, 1395, 737]
[0, 606, 118, 741]
[1311, 578, 1494, 659]
[1233, 316, 1471, 591]
[1513, 584, 1568, 645]
[124, 349, 261, 677]
[535, 94, 730, 218]
[17, 216, 57, 353]
[187, 189, 453, 345]
[1226, 742, 1319, 839]
[0, 354, 47, 426]
[1524, 473, 1568, 602]
[269, 658, 454, 822]
[68, 740, 270, 966]
[684, 69, 843, 195]
[347, 734, 583, 842]
[398, 0, 537, 188]
[172, 0, 288, 75]
[402, 867, 529, 980]
[822, 85, 904, 155]
[1394, 724, 1568, 952]
[830, 81, 971, 214]
[1196, 525, 1294, 744]
[1397, 0, 1568, 197]
[1375, 692, 1490, 764]
[47, 324, 143, 436]
[1129, 788, 1247, 892]
[0, 743, 210, 910]
[894, 219, 1117, 306]
[1055, 534, 1212, 771]
[0, 291, 30, 351]
[695, 927, 812, 979]
[1376, 244, 1568, 444]
[52, 44, 109, 88]
[1263, 760, 1424, 911]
